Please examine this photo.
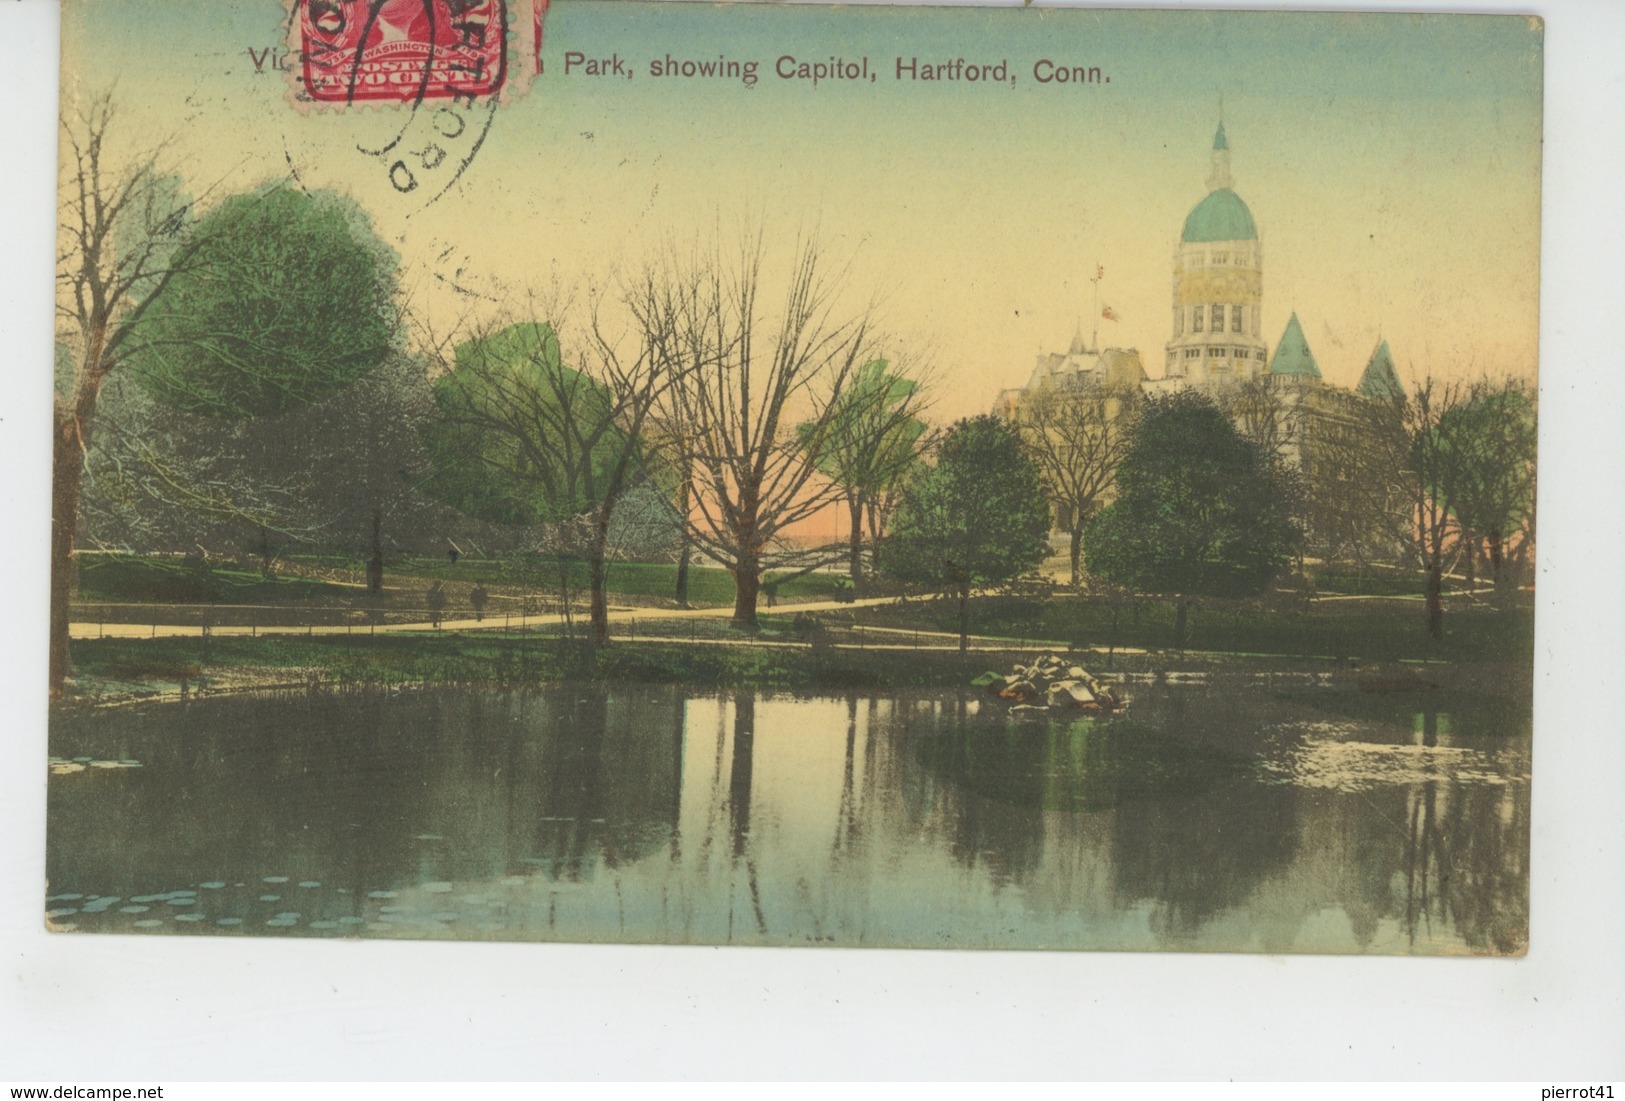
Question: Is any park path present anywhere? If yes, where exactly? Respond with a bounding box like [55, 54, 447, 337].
[68, 593, 1103, 656]
[73, 594, 915, 640]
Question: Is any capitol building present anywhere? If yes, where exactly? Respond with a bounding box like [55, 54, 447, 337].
[999, 122, 1410, 562]
[1003, 122, 1403, 410]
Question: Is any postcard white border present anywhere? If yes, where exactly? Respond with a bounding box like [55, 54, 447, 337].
[2, 0, 1621, 1081]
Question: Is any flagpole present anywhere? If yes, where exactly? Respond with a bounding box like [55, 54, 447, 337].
[1091, 261, 1100, 353]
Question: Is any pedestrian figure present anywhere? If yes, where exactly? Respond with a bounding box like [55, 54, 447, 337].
[470, 583, 488, 622]
[447, 547, 460, 566]
[427, 581, 448, 628]
[763, 578, 779, 608]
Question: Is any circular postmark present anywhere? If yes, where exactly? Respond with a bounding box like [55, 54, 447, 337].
[283, 0, 546, 214]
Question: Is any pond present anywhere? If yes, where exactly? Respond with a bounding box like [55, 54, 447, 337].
[45, 675, 1531, 954]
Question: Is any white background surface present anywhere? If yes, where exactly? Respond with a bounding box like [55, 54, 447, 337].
[1, 0, 1621, 1081]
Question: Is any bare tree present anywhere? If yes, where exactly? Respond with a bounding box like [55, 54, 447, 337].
[641, 367, 704, 607]
[420, 289, 683, 644]
[1014, 377, 1141, 586]
[1217, 374, 1305, 464]
[1437, 377, 1537, 598]
[52, 95, 196, 695]
[1404, 376, 1470, 639]
[643, 234, 877, 628]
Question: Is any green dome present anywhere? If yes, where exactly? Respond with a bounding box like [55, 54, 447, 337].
[1181, 188, 1257, 243]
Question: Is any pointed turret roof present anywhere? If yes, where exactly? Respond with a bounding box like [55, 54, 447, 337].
[1188, 120, 1251, 240]
[1268, 313, 1322, 379]
[1357, 339, 1403, 399]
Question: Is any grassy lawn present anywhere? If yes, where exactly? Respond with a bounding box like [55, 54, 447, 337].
[77, 554, 353, 604]
[391, 556, 851, 606]
[66, 633, 992, 695]
[1308, 565, 1431, 598]
[78, 552, 850, 609]
[841, 590, 1534, 665]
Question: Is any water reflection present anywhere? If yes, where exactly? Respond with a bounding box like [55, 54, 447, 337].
[47, 678, 1530, 953]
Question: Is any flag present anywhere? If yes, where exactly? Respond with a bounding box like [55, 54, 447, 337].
[1102, 304, 1119, 321]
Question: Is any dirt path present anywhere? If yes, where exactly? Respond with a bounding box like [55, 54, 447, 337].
[68, 594, 908, 640]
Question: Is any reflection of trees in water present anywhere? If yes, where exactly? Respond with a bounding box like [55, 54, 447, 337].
[1109, 778, 1299, 943]
[724, 693, 766, 936]
[913, 698, 1047, 889]
[1397, 776, 1528, 954]
[509, 687, 684, 884]
[910, 699, 1271, 902]
[831, 696, 863, 858]
[49, 691, 441, 904]
[48, 686, 687, 907]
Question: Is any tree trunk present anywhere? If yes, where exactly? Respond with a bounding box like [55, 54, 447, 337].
[847, 493, 865, 595]
[731, 488, 763, 629]
[731, 550, 761, 630]
[366, 506, 384, 595]
[674, 539, 692, 608]
[1068, 523, 1085, 588]
[957, 579, 971, 654]
[49, 352, 111, 698]
[1487, 528, 1506, 593]
[1425, 558, 1444, 640]
[49, 415, 89, 699]
[673, 472, 692, 608]
[588, 505, 611, 644]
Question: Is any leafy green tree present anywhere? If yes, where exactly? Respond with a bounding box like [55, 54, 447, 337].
[1085, 391, 1301, 643]
[52, 90, 401, 695]
[123, 185, 397, 417]
[799, 358, 931, 596]
[1435, 380, 1537, 595]
[879, 416, 1051, 652]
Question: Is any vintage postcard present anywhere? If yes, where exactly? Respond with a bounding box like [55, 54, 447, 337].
[47, 1, 1542, 955]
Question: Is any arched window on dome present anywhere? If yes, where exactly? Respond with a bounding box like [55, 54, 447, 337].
[1231, 305, 1244, 333]
[1192, 306, 1203, 333]
[1211, 304, 1225, 330]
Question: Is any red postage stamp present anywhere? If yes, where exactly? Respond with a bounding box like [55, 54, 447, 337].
[297, 0, 512, 104]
